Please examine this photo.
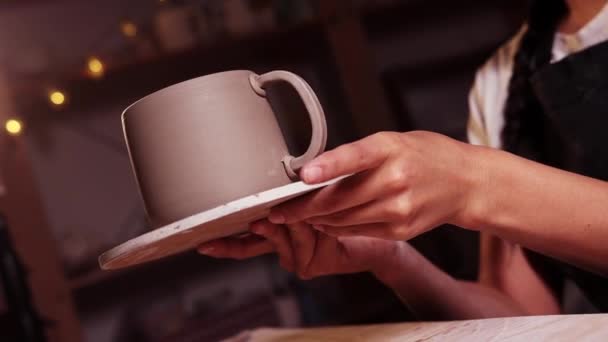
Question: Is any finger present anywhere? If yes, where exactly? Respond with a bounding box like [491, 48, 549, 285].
[315, 222, 417, 241]
[270, 160, 407, 224]
[285, 222, 317, 277]
[251, 220, 295, 272]
[299, 132, 398, 184]
[307, 232, 342, 276]
[198, 235, 274, 259]
[306, 195, 410, 227]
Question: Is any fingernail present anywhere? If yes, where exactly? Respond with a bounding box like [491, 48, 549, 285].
[199, 246, 215, 255]
[268, 211, 285, 224]
[312, 224, 325, 232]
[302, 166, 322, 183]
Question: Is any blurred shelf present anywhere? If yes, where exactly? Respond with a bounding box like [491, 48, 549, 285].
[19, 1, 519, 119]
[361, 0, 525, 38]
[20, 18, 328, 119]
[19, 0, 521, 118]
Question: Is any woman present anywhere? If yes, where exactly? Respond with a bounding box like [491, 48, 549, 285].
[199, 0, 608, 318]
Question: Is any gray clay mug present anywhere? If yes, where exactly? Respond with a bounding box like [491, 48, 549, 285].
[122, 70, 327, 227]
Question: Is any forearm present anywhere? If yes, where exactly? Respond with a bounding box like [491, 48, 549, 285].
[371, 242, 526, 320]
[465, 146, 608, 276]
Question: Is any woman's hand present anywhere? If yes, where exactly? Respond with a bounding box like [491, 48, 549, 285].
[198, 221, 536, 320]
[268, 131, 485, 240]
[198, 220, 399, 280]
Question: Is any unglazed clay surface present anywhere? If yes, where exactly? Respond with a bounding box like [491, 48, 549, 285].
[99, 176, 347, 270]
[122, 70, 326, 227]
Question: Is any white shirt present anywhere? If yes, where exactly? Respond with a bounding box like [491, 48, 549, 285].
[467, 2, 608, 148]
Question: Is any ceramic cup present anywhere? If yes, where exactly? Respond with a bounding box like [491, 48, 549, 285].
[122, 70, 327, 227]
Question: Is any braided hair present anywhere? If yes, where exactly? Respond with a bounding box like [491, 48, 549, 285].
[501, 0, 569, 163]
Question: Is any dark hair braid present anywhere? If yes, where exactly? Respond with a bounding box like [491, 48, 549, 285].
[501, 0, 569, 162]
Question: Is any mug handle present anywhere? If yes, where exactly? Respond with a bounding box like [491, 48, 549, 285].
[249, 70, 328, 180]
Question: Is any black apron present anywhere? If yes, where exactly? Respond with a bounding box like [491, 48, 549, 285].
[523, 40, 608, 312]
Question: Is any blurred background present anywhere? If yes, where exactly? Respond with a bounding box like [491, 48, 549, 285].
[0, 0, 527, 341]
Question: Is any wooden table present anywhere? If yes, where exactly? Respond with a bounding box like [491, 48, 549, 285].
[227, 314, 608, 341]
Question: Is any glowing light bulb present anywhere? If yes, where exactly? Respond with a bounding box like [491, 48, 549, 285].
[5, 118, 23, 136]
[121, 21, 138, 38]
[87, 57, 104, 78]
[49, 90, 66, 106]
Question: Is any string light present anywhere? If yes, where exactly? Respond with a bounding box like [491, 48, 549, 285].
[87, 57, 105, 78]
[120, 20, 138, 38]
[49, 90, 66, 106]
[5, 118, 23, 136]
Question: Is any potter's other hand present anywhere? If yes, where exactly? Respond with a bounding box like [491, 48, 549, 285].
[198, 220, 398, 280]
[268, 131, 485, 240]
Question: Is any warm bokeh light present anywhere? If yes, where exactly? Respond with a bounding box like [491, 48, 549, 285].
[87, 57, 104, 78]
[121, 20, 137, 38]
[5, 118, 23, 136]
[49, 90, 66, 106]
